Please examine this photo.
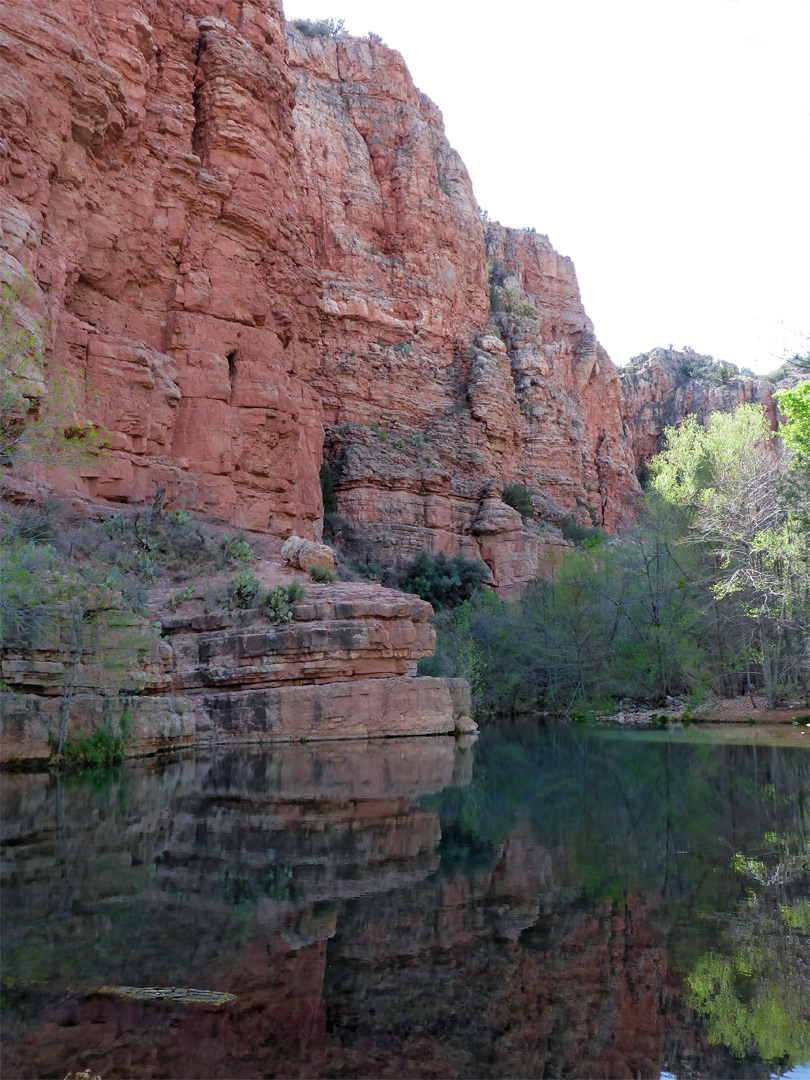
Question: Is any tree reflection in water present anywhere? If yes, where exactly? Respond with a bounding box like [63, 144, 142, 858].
[688, 812, 809, 1068]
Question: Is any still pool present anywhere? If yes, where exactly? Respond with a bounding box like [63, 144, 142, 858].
[2, 725, 808, 1078]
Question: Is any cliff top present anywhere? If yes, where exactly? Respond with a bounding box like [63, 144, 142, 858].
[620, 346, 809, 393]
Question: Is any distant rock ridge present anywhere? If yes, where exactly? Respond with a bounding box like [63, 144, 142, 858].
[618, 347, 799, 473]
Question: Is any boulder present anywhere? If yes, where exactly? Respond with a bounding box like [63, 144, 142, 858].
[281, 535, 336, 572]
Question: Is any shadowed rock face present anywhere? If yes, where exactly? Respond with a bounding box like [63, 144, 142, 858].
[1, 0, 641, 590]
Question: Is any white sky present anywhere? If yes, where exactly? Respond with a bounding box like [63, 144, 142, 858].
[283, 0, 810, 373]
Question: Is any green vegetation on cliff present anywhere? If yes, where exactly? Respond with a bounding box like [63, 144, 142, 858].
[401, 551, 489, 611]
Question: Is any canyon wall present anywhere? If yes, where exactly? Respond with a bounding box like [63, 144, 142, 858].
[1, 0, 324, 535]
[1, 0, 641, 590]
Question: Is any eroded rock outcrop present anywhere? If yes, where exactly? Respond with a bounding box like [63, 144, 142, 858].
[291, 33, 641, 576]
[1, 0, 642, 592]
[483, 224, 640, 530]
[280, 534, 335, 572]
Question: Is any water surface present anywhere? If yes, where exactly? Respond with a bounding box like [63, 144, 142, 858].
[1, 726, 808, 1078]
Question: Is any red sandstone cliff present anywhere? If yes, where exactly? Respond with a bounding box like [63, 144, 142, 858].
[1, 0, 641, 590]
[1, 0, 324, 535]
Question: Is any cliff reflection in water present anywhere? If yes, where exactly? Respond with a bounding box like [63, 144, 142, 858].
[1, 728, 808, 1079]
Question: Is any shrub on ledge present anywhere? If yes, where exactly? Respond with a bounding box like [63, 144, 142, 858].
[310, 565, 335, 584]
[290, 17, 345, 37]
[400, 551, 488, 610]
[502, 483, 535, 519]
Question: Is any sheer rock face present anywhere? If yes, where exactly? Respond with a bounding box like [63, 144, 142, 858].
[1, 0, 324, 535]
[290, 31, 641, 569]
[619, 348, 780, 470]
[1, 0, 641, 589]
[483, 225, 641, 531]
[286, 30, 488, 352]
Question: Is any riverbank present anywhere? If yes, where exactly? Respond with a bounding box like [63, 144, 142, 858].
[597, 694, 810, 747]
[602, 723, 810, 748]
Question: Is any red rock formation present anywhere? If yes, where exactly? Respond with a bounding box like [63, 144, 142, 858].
[619, 348, 780, 471]
[165, 583, 438, 690]
[484, 224, 640, 531]
[1, 0, 642, 591]
[1, 0, 324, 535]
[287, 29, 488, 351]
[290, 33, 641, 574]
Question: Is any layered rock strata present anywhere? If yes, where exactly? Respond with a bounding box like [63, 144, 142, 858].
[1, 0, 324, 535]
[1, 0, 641, 592]
[0, 584, 471, 760]
[291, 34, 641, 580]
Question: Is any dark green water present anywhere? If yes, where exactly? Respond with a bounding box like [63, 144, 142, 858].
[1, 726, 808, 1079]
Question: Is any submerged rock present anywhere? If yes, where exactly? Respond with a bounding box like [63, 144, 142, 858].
[96, 986, 235, 1006]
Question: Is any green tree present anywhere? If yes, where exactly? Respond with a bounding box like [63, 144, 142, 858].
[400, 551, 488, 610]
[650, 403, 809, 705]
[502, 482, 535, 519]
[598, 498, 709, 700]
[775, 380, 810, 461]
